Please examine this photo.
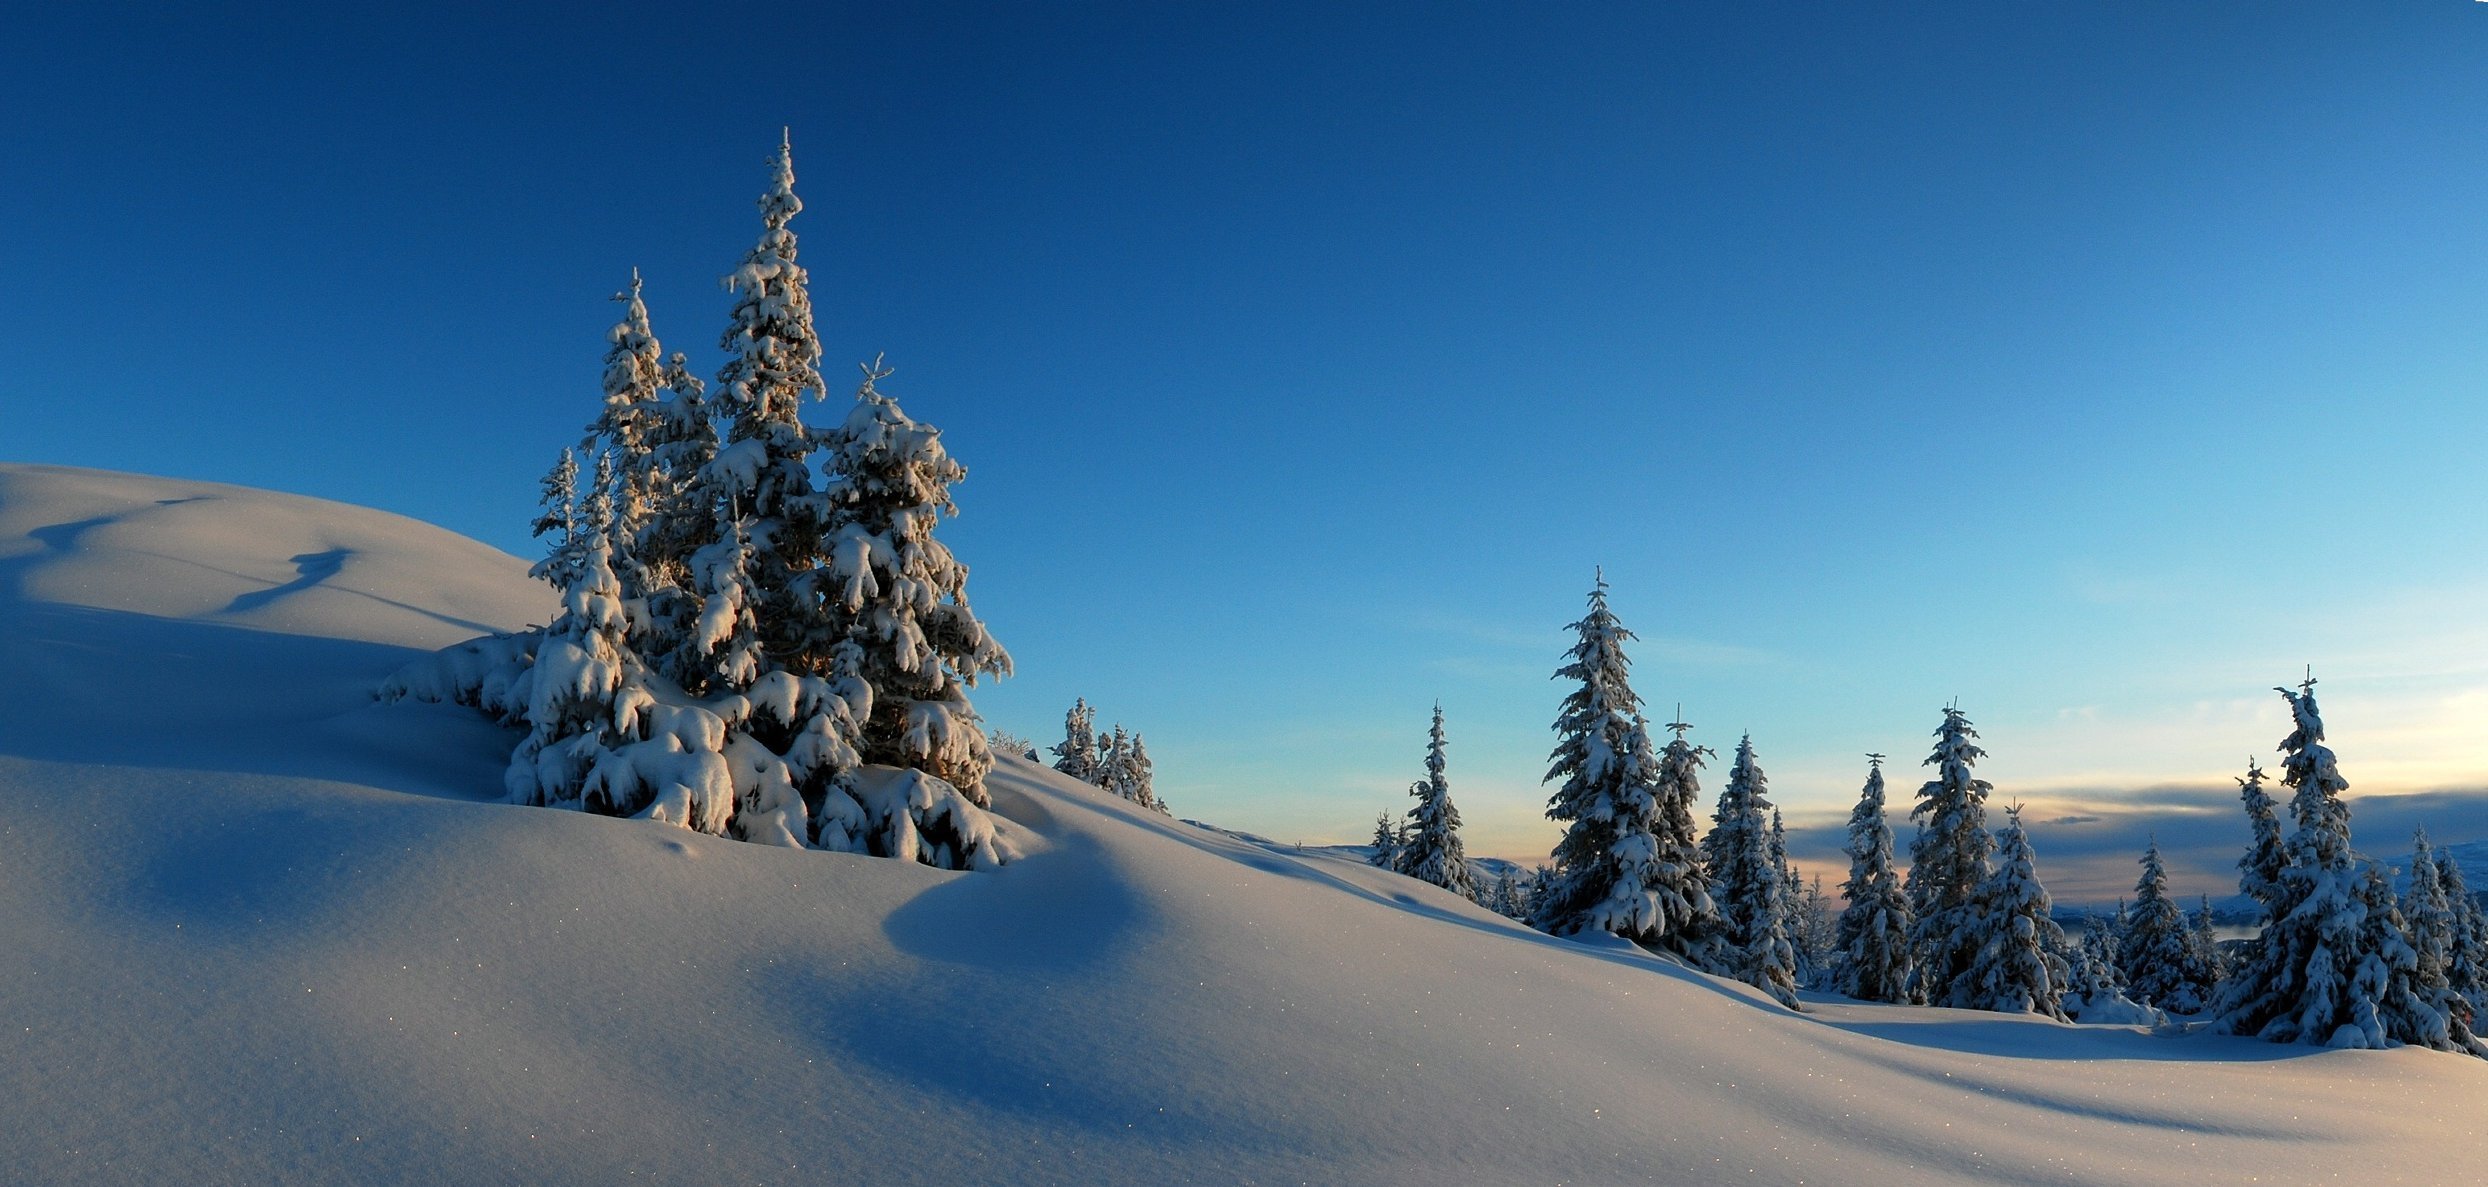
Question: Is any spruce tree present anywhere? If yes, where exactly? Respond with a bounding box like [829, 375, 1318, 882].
[1531, 577, 1720, 964]
[1908, 705, 1996, 1009]
[1128, 734, 1164, 814]
[815, 357, 1013, 805]
[587, 271, 716, 680]
[2212, 677, 2483, 1052]
[2122, 838, 2211, 1012]
[529, 449, 583, 590]
[1964, 805, 2069, 1019]
[1836, 755, 1916, 1003]
[1052, 698, 1101, 784]
[2191, 895, 2228, 989]
[1489, 868, 1527, 919]
[1369, 810, 1402, 870]
[1706, 735, 1800, 1007]
[2404, 831, 2470, 1033]
[2438, 850, 2488, 1012]
[1398, 704, 1474, 901]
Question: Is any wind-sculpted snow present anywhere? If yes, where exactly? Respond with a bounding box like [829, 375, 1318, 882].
[2, 464, 2484, 1185]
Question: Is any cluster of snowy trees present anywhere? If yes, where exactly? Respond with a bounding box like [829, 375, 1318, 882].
[1367, 705, 1478, 902]
[1051, 698, 1168, 814]
[379, 135, 1015, 870]
[1521, 577, 1833, 1007]
[1513, 585, 2488, 1056]
[2205, 679, 2488, 1053]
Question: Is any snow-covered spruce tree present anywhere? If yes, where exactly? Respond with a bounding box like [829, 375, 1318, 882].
[2062, 914, 2147, 1021]
[1099, 725, 1132, 797]
[1489, 868, 1528, 919]
[1908, 706, 1996, 1009]
[1797, 875, 1839, 989]
[1531, 578, 1721, 966]
[1128, 734, 1165, 814]
[585, 271, 717, 680]
[1705, 736, 1800, 1007]
[1836, 755, 1916, 1003]
[529, 449, 584, 591]
[1964, 806, 2069, 1019]
[2439, 848, 2488, 1011]
[1769, 809, 1813, 985]
[2121, 838, 2211, 1012]
[2191, 895, 2228, 988]
[814, 356, 1013, 816]
[1052, 698, 1102, 784]
[1369, 810, 1403, 869]
[2211, 678, 2483, 1053]
[1397, 704, 1474, 900]
[2403, 831, 2474, 1034]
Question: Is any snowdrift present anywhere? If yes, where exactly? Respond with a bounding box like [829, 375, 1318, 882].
[2, 463, 2482, 1186]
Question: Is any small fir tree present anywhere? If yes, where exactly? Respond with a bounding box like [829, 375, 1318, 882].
[2121, 838, 2212, 1012]
[529, 449, 583, 590]
[1489, 868, 1528, 919]
[1397, 704, 1474, 901]
[1706, 735, 1800, 1007]
[1836, 755, 1916, 1003]
[1908, 705, 1996, 1009]
[1052, 698, 1102, 784]
[2191, 896, 2228, 988]
[2438, 850, 2488, 1012]
[1369, 810, 1402, 870]
[1964, 806, 2070, 1019]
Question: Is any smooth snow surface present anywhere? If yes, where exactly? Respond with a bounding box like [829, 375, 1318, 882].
[2, 464, 2483, 1185]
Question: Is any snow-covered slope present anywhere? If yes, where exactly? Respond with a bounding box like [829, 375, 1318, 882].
[2, 463, 2483, 1186]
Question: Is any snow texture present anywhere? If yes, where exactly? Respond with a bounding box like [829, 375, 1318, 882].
[7, 465, 2488, 1185]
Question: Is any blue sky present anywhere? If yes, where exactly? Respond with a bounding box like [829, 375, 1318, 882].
[7, 3, 2487, 901]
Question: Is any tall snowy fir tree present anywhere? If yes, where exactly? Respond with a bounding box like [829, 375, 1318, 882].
[1908, 706, 1996, 1009]
[1397, 704, 1474, 901]
[814, 357, 1013, 808]
[2122, 838, 2212, 1012]
[1531, 578, 1720, 965]
[2209, 759, 2287, 1022]
[1836, 755, 1916, 1003]
[585, 271, 716, 680]
[1705, 736, 1800, 1007]
[2211, 678, 2482, 1053]
[1963, 806, 2069, 1019]
[1052, 698, 1101, 784]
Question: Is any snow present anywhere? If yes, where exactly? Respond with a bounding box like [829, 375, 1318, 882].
[4, 463, 2486, 1184]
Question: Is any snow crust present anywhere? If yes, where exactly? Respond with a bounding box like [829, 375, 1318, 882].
[3, 464, 2485, 1185]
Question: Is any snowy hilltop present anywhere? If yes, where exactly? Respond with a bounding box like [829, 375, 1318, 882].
[3, 461, 2487, 1185]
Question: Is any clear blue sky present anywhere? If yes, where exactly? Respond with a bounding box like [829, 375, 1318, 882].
[8, 2, 2486, 899]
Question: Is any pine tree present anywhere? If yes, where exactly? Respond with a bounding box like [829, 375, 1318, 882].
[1051, 698, 1101, 784]
[1369, 810, 1402, 870]
[587, 271, 716, 680]
[1963, 806, 2069, 1019]
[528, 449, 583, 590]
[2063, 915, 2137, 1020]
[1398, 704, 1474, 900]
[1796, 874, 1839, 989]
[1908, 705, 1996, 1009]
[2212, 677, 2483, 1052]
[2191, 895, 2228, 988]
[815, 357, 1013, 806]
[1531, 577, 1721, 965]
[1128, 733, 1165, 814]
[2121, 838, 2211, 1012]
[1836, 755, 1916, 1003]
[1489, 868, 1527, 919]
[2438, 850, 2488, 1012]
[2404, 831, 2471, 1034]
[1706, 735, 1800, 1007]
